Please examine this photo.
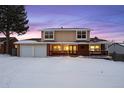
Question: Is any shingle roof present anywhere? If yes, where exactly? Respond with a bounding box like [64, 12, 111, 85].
[90, 37, 107, 42]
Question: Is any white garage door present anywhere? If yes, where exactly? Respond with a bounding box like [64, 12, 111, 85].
[34, 45, 47, 57]
[20, 45, 33, 57]
[20, 45, 47, 57]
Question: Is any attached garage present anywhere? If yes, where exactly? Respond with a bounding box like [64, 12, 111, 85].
[20, 44, 47, 57]
[14, 40, 47, 57]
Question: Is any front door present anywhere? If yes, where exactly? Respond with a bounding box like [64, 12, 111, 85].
[78, 44, 89, 56]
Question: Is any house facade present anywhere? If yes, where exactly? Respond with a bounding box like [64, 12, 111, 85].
[15, 28, 109, 57]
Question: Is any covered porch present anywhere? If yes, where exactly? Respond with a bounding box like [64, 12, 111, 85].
[47, 44, 78, 56]
[89, 44, 108, 55]
[47, 43, 108, 56]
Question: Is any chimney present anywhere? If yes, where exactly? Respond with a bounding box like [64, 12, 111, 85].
[61, 26, 63, 29]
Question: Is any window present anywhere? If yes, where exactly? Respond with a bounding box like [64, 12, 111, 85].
[89, 45, 101, 51]
[77, 31, 86, 40]
[53, 45, 62, 51]
[73, 46, 77, 54]
[44, 31, 54, 40]
[63, 45, 69, 51]
[51, 45, 78, 54]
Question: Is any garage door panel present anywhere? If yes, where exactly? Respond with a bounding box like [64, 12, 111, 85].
[34, 45, 47, 57]
[20, 45, 33, 57]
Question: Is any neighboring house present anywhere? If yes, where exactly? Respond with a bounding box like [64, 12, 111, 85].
[108, 43, 124, 61]
[0, 37, 18, 55]
[108, 43, 124, 54]
[15, 28, 109, 57]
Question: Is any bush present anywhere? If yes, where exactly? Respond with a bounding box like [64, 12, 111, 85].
[111, 52, 124, 61]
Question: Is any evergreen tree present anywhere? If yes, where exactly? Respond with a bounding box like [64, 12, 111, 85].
[0, 5, 29, 54]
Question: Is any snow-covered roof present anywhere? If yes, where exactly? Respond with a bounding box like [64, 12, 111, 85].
[15, 41, 109, 45]
[120, 44, 124, 46]
[15, 40, 37, 44]
[108, 43, 124, 48]
[41, 28, 91, 31]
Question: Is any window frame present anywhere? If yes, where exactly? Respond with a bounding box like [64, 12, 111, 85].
[44, 31, 54, 40]
[76, 30, 87, 40]
[89, 44, 101, 52]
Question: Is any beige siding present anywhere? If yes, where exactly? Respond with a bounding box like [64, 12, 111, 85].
[41, 30, 90, 42]
[55, 31, 76, 42]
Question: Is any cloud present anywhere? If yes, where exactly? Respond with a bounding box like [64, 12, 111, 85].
[24, 6, 124, 42]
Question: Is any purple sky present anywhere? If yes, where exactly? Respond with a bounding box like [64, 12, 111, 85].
[3, 5, 124, 41]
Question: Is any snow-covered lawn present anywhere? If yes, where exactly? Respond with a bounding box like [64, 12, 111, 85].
[0, 55, 124, 88]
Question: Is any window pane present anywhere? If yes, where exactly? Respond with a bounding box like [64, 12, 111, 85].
[69, 46, 73, 53]
[77, 34, 81, 38]
[45, 34, 48, 38]
[82, 35, 86, 38]
[49, 34, 53, 38]
[63, 45, 69, 51]
[53, 45, 62, 51]
[73, 46, 77, 53]
[82, 31, 86, 34]
[77, 31, 81, 35]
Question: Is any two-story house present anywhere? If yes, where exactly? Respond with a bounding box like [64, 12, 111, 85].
[15, 28, 109, 57]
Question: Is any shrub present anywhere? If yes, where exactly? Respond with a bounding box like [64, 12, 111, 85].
[111, 52, 124, 62]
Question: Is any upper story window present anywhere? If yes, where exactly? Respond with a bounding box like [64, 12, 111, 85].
[76, 31, 86, 40]
[44, 31, 54, 40]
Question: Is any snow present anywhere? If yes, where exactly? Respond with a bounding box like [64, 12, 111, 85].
[120, 44, 124, 46]
[0, 55, 124, 88]
[15, 40, 37, 44]
[15, 41, 109, 45]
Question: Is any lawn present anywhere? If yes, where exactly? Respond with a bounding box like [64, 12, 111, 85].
[0, 55, 124, 88]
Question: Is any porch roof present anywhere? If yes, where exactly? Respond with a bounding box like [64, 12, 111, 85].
[15, 41, 109, 45]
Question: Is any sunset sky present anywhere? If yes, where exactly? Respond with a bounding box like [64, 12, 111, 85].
[2, 5, 124, 42]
